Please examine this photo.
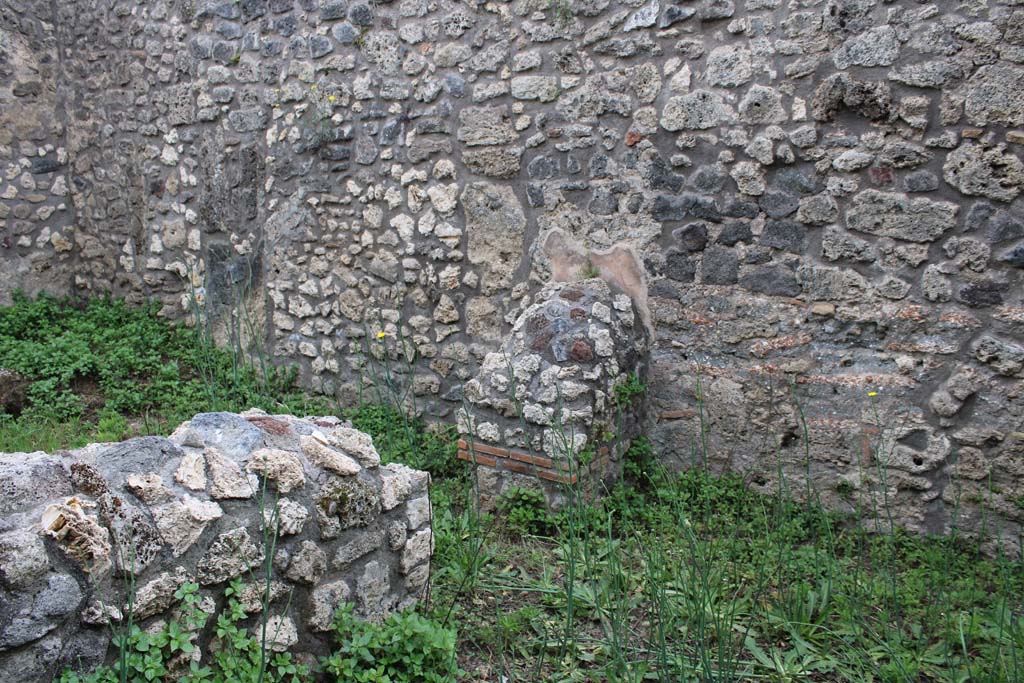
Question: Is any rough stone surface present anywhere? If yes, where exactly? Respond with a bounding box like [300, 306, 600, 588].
[0, 0, 1022, 559]
[0, 412, 430, 682]
[461, 279, 649, 510]
[846, 191, 958, 243]
[944, 143, 1024, 203]
[965, 65, 1024, 126]
[463, 182, 526, 294]
[661, 91, 728, 131]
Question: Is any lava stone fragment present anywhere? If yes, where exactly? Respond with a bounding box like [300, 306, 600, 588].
[721, 198, 759, 219]
[568, 340, 594, 363]
[701, 246, 739, 285]
[999, 243, 1024, 268]
[321, 1, 347, 19]
[740, 265, 801, 297]
[29, 156, 61, 175]
[759, 191, 799, 218]
[904, 170, 939, 193]
[673, 223, 709, 252]
[646, 157, 684, 192]
[526, 314, 550, 334]
[349, 3, 374, 25]
[957, 281, 1004, 307]
[588, 191, 618, 216]
[309, 35, 333, 58]
[718, 221, 753, 246]
[760, 220, 807, 253]
[527, 156, 558, 180]
[664, 250, 697, 282]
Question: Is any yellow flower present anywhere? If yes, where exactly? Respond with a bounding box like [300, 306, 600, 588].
[868, 391, 878, 397]
[328, 95, 336, 102]
[376, 331, 386, 339]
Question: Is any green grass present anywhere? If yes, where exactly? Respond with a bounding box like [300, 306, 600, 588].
[345, 402, 462, 480]
[3, 293, 1022, 683]
[417, 431, 1024, 683]
[423, 453, 1024, 682]
[0, 292, 328, 451]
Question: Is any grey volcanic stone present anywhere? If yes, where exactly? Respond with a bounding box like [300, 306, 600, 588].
[510, 76, 559, 102]
[738, 86, 786, 124]
[812, 73, 892, 122]
[740, 266, 800, 296]
[457, 106, 515, 146]
[699, 0, 734, 20]
[973, 336, 1024, 378]
[228, 108, 268, 132]
[309, 35, 333, 58]
[332, 22, 359, 43]
[987, 211, 1024, 243]
[462, 182, 526, 294]
[905, 171, 939, 193]
[760, 191, 799, 219]
[588, 190, 618, 215]
[528, 155, 559, 179]
[833, 26, 899, 69]
[705, 46, 752, 87]
[661, 91, 727, 130]
[957, 281, 1004, 308]
[0, 452, 72, 516]
[186, 413, 264, 460]
[463, 147, 523, 178]
[965, 65, 1024, 126]
[659, 4, 696, 28]
[623, 1, 659, 31]
[665, 251, 696, 281]
[673, 223, 709, 251]
[760, 220, 807, 253]
[944, 143, 1024, 203]
[795, 194, 838, 225]
[889, 60, 966, 88]
[718, 221, 753, 245]
[999, 243, 1024, 268]
[653, 193, 721, 222]
[349, 3, 374, 25]
[846, 190, 958, 242]
[701, 246, 739, 285]
[197, 528, 264, 585]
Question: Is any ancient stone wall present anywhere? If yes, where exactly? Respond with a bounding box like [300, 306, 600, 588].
[0, 411, 431, 682]
[1, 0, 1023, 548]
[0, 0, 76, 299]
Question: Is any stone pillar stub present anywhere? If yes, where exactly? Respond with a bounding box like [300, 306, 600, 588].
[459, 278, 650, 510]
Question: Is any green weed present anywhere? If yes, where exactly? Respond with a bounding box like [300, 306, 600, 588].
[322, 603, 459, 683]
[497, 486, 554, 537]
[0, 292, 325, 451]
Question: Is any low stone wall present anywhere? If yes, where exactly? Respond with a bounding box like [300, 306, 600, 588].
[0, 411, 431, 682]
[459, 278, 649, 509]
